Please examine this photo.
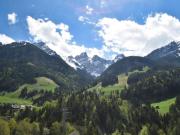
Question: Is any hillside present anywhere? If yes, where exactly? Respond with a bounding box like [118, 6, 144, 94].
[146, 41, 180, 67]
[147, 41, 180, 60]
[0, 77, 58, 105]
[121, 68, 180, 104]
[0, 42, 180, 134]
[0, 42, 93, 92]
[98, 56, 154, 86]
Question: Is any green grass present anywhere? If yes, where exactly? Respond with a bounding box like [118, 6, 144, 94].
[101, 73, 128, 94]
[0, 77, 58, 105]
[99, 84, 125, 95]
[88, 74, 127, 95]
[88, 66, 150, 95]
[151, 97, 176, 115]
[0, 96, 32, 105]
[5, 77, 58, 98]
[21, 77, 58, 92]
[128, 66, 150, 76]
[88, 83, 125, 95]
[118, 74, 128, 86]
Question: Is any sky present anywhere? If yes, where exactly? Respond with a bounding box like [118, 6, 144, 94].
[1, 0, 180, 60]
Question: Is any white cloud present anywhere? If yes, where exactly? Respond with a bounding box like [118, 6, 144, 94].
[85, 5, 94, 15]
[78, 16, 88, 22]
[78, 16, 95, 25]
[8, 12, 17, 24]
[27, 16, 103, 59]
[97, 13, 180, 56]
[27, 13, 180, 61]
[0, 34, 15, 44]
[78, 5, 95, 25]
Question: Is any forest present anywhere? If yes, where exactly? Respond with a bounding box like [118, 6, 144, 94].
[0, 42, 180, 135]
[0, 84, 180, 135]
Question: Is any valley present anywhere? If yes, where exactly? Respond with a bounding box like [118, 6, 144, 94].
[0, 41, 180, 135]
[1, 1, 180, 134]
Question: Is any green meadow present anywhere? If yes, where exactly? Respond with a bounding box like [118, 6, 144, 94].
[151, 97, 176, 115]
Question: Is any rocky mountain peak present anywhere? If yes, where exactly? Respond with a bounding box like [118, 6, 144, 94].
[75, 52, 89, 60]
[33, 42, 57, 56]
[114, 54, 125, 62]
[67, 53, 125, 77]
[92, 55, 104, 61]
[147, 41, 180, 60]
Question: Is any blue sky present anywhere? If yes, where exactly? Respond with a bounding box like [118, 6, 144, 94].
[1, 0, 180, 59]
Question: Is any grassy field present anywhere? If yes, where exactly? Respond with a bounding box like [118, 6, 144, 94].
[21, 77, 58, 92]
[0, 96, 32, 105]
[88, 66, 150, 95]
[151, 97, 176, 115]
[0, 77, 58, 105]
[98, 84, 125, 95]
[88, 74, 127, 95]
[118, 74, 128, 86]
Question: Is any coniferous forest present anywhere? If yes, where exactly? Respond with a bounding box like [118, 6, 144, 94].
[1, 1, 180, 135]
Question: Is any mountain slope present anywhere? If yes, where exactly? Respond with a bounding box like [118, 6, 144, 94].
[0, 42, 93, 92]
[147, 41, 180, 60]
[98, 41, 180, 86]
[146, 41, 180, 67]
[98, 56, 155, 86]
[121, 68, 180, 104]
[33, 42, 57, 56]
[33, 42, 125, 77]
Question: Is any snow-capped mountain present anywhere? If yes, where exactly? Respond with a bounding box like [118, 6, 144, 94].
[67, 52, 124, 77]
[29, 42, 124, 77]
[114, 54, 125, 62]
[9, 41, 57, 56]
[147, 41, 180, 60]
[34, 42, 57, 56]
[66, 56, 82, 70]
[31, 42, 109, 75]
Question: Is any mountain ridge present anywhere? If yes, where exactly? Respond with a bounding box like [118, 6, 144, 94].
[23, 41, 125, 77]
[67, 52, 124, 77]
[0, 42, 93, 91]
[98, 41, 180, 86]
[147, 41, 180, 60]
